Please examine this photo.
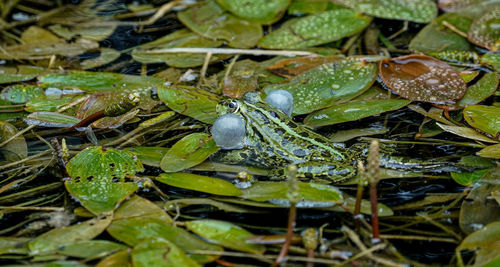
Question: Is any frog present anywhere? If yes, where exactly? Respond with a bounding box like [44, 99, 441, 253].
[211, 92, 359, 184]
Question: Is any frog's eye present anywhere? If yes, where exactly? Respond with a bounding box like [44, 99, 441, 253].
[228, 100, 239, 113]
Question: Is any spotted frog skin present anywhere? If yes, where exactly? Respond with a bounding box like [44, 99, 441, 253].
[212, 92, 358, 184]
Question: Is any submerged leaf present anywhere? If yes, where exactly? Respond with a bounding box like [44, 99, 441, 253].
[0, 121, 28, 162]
[156, 173, 242, 196]
[185, 220, 265, 254]
[132, 238, 199, 267]
[223, 59, 260, 98]
[467, 5, 500, 51]
[65, 146, 143, 214]
[379, 54, 467, 103]
[258, 9, 371, 49]
[1, 85, 44, 104]
[24, 111, 80, 128]
[160, 133, 220, 172]
[265, 59, 377, 114]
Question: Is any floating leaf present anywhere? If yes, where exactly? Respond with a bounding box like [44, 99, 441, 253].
[0, 237, 30, 255]
[25, 95, 77, 113]
[80, 48, 121, 69]
[157, 84, 219, 124]
[56, 240, 127, 258]
[288, 0, 329, 15]
[131, 238, 199, 267]
[463, 105, 500, 139]
[436, 123, 498, 143]
[264, 59, 377, 114]
[223, 59, 260, 98]
[0, 85, 44, 104]
[241, 181, 343, 205]
[96, 249, 131, 267]
[24, 111, 81, 128]
[266, 55, 343, 78]
[28, 216, 112, 256]
[379, 54, 467, 104]
[0, 65, 49, 84]
[304, 99, 410, 127]
[336, 0, 437, 23]
[329, 128, 389, 142]
[185, 220, 265, 254]
[258, 9, 371, 49]
[49, 24, 117, 42]
[39, 71, 162, 92]
[124, 147, 169, 167]
[438, 0, 480, 12]
[132, 29, 226, 68]
[458, 72, 499, 107]
[21, 25, 61, 43]
[0, 121, 28, 162]
[107, 195, 222, 263]
[0, 39, 98, 59]
[481, 53, 500, 72]
[65, 146, 143, 214]
[156, 173, 242, 197]
[451, 169, 491, 186]
[160, 133, 220, 172]
[178, 0, 262, 48]
[217, 0, 290, 24]
[467, 6, 500, 51]
[409, 13, 472, 53]
[478, 144, 500, 159]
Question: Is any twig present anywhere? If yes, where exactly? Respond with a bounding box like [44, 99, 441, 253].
[441, 21, 468, 38]
[198, 52, 212, 86]
[137, 0, 180, 26]
[0, 206, 64, 211]
[367, 140, 380, 242]
[144, 47, 316, 57]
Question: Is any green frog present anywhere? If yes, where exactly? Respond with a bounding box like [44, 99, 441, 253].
[211, 92, 359, 184]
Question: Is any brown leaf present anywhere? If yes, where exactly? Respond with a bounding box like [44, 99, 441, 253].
[379, 54, 467, 104]
[267, 56, 343, 78]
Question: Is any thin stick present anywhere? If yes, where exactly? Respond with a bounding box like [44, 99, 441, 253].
[144, 47, 316, 57]
[138, 1, 180, 26]
[379, 234, 457, 243]
[198, 52, 212, 86]
[0, 206, 64, 211]
[441, 21, 468, 38]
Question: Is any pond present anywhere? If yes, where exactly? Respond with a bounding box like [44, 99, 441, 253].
[0, 0, 499, 266]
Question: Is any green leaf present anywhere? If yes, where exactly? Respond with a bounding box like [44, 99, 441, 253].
[0, 84, 44, 104]
[80, 48, 121, 69]
[0, 65, 48, 84]
[96, 249, 131, 267]
[409, 13, 472, 53]
[216, 0, 290, 24]
[478, 144, 500, 159]
[178, 0, 262, 48]
[336, 0, 437, 23]
[467, 5, 500, 51]
[264, 59, 377, 114]
[258, 9, 371, 49]
[451, 169, 491, 186]
[0, 237, 30, 255]
[437, 123, 498, 143]
[464, 105, 500, 138]
[39, 71, 162, 92]
[107, 195, 222, 264]
[160, 133, 220, 172]
[0, 121, 28, 162]
[185, 220, 265, 254]
[157, 84, 219, 124]
[458, 72, 499, 107]
[56, 240, 127, 259]
[131, 29, 226, 68]
[123, 147, 169, 167]
[65, 146, 143, 214]
[481, 53, 500, 72]
[304, 99, 410, 127]
[25, 95, 76, 112]
[131, 238, 199, 267]
[458, 221, 500, 266]
[24, 111, 80, 128]
[241, 181, 343, 204]
[156, 173, 242, 196]
[28, 216, 112, 256]
[288, 0, 329, 15]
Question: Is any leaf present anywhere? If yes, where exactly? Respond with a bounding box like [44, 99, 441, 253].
[478, 144, 500, 159]
[481, 53, 500, 72]
[216, 0, 290, 24]
[304, 99, 410, 127]
[241, 181, 343, 205]
[160, 133, 219, 172]
[123, 147, 169, 167]
[458, 72, 499, 107]
[65, 146, 143, 214]
[178, 0, 262, 48]
[56, 240, 127, 258]
[258, 9, 371, 49]
[458, 221, 500, 266]
[185, 220, 265, 254]
[131, 238, 199, 267]
[0, 84, 44, 104]
[156, 173, 242, 196]
[24, 111, 81, 128]
[28, 216, 112, 256]
[25, 95, 76, 112]
[157, 84, 219, 124]
[223, 59, 260, 98]
[0, 65, 49, 84]
[438, 0, 481, 12]
[288, 0, 329, 15]
[379, 54, 467, 104]
[451, 169, 491, 186]
[0, 39, 99, 59]
[80, 48, 121, 69]
[107, 195, 222, 264]
[49, 24, 117, 42]
[131, 29, 226, 68]
[266, 55, 344, 78]
[0, 121, 28, 162]
[463, 105, 500, 139]
[467, 5, 500, 51]
[264, 59, 378, 114]
[436, 123, 498, 143]
[96, 249, 131, 267]
[336, 0, 437, 23]
[409, 13, 472, 53]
